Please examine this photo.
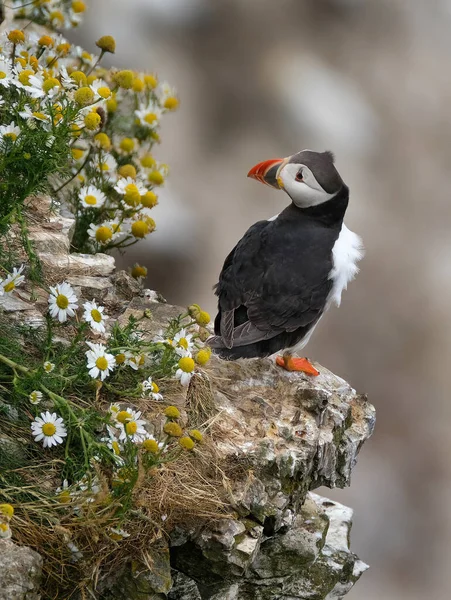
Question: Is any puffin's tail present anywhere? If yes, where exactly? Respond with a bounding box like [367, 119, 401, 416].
[206, 335, 271, 360]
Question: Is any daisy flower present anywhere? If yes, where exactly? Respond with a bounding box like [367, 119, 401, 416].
[31, 411, 67, 448]
[126, 353, 146, 371]
[95, 152, 117, 181]
[173, 328, 194, 356]
[175, 351, 196, 387]
[48, 282, 78, 322]
[18, 105, 51, 129]
[0, 58, 15, 88]
[29, 390, 42, 405]
[90, 78, 111, 100]
[79, 185, 106, 209]
[1, 264, 25, 294]
[88, 222, 114, 245]
[56, 479, 72, 504]
[135, 101, 162, 128]
[0, 122, 20, 143]
[141, 377, 163, 401]
[83, 299, 108, 333]
[117, 409, 147, 443]
[114, 177, 147, 209]
[160, 81, 179, 111]
[43, 361, 55, 373]
[142, 434, 165, 453]
[85, 342, 115, 381]
[109, 527, 130, 541]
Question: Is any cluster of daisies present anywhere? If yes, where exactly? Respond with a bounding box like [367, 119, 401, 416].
[0, 15, 178, 252]
[1, 266, 212, 452]
[12, 0, 87, 30]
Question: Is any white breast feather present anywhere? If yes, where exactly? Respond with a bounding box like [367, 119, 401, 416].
[328, 224, 364, 307]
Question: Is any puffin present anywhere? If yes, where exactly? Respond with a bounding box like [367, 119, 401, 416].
[208, 150, 363, 376]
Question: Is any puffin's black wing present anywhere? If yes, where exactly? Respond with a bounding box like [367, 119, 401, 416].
[212, 208, 335, 351]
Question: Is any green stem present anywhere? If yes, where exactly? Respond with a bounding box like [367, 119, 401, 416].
[0, 353, 29, 374]
[52, 148, 92, 195]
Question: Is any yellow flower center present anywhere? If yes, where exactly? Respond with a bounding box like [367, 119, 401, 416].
[95, 226, 113, 242]
[112, 441, 120, 455]
[179, 357, 195, 373]
[50, 10, 64, 22]
[125, 421, 138, 435]
[42, 77, 60, 93]
[120, 138, 134, 152]
[178, 338, 188, 350]
[97, 86, 111, 98]
[70, 70, 87, 86]
[38, 35, 54, 47]
[84, 194, 97, 205]
[18, 69, 34, 85]
[142, 439, 159, 453]
[132, 78, 144, 92]
[32, 112, 47, 120]
[71, 148, 84, 161]
[56, 294, 69, 309]
[164, 96, 179, 111]
[96, 35, 116, 54]
[131, 264, 147, 278]
[140, 155, 155, 168]
[124, 184, 141, 207]
[4, 133, 17, 141]
[95, 356, 108, 371]
[144, 112, 157, 125]
[117, 410, 132, 423]
[72, 1, 86, 13]
[0, 504, 14, 518]
[3, 280, 14, 293]
[8, 30, 25, 44]
[141, 191, 158, 208]
[115, 353, 126, 364]
[152, 382, 159, 393]
[131, 220, 149, 238]
[179, 436, 195, 450]
[144, 74, 157, 88]
[195, 349, 211, 366]
[74, 86, 94, 106]
[57, 42, 71, 55]
[0, 72, 6, 79]
[148, 170, 164, 186]
[42, 422, 56, 436]
[110, 532, 124, 541]
[118, 164, 137, 179]
[84, 112, 101, 130]
[81, 51, 92, 61]
[59, 490, 71, 503]
[94, 133, 111, 149]
[91, 308, 102, 322]
[114, 70, 134, 89]
[106, 97, 118, 112]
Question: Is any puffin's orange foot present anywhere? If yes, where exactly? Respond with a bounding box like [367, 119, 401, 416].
[276, 355, 320, 376]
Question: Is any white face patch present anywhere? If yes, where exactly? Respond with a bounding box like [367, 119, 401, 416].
[278, 163, 335, 208]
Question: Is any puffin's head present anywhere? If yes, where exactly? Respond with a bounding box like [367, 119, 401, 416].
[247, 150, 344, 208]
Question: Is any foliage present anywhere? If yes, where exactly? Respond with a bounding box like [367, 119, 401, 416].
[0, 0, 178, 252]
[0, 270, 216, 597]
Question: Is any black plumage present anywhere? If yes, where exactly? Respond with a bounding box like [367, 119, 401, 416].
[209, 186, 349, 359]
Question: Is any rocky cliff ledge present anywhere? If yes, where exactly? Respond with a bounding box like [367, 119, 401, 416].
[0, 197, 375, 600]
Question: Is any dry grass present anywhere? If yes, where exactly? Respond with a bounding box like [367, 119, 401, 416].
[3, 377, 238, 599]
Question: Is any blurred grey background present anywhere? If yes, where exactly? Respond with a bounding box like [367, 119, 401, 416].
[72, 1, 451, 598]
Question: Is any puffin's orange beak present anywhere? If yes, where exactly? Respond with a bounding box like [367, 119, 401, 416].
[247, 158, 286, 189]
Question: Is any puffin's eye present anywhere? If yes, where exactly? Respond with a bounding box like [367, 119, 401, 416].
[296, 169, 304, 182]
